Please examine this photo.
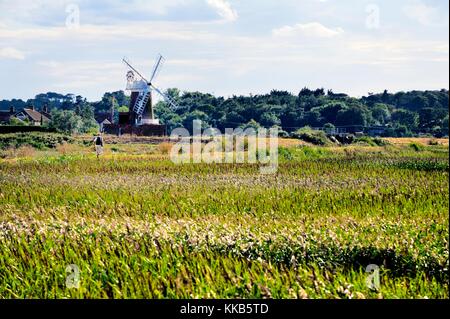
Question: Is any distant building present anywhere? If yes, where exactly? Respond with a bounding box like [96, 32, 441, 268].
[40, 104, 52, 119]
[95, 112, 114, 132]
[0, 106, 15, 124]
[13, 106, 50, 126]
[99, 119, 112, 132]
[367, 126, 388, 137]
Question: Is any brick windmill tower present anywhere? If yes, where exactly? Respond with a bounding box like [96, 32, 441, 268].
[122, 55, 178, 135]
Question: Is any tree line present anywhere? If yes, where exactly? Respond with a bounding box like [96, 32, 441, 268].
[155, 88, 449, 137]
[1, 89, 448, 137]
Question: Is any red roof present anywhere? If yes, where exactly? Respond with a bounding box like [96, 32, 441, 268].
[16, 108, 50, 122]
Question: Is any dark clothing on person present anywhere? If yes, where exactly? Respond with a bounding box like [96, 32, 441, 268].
[95, 136, 104, 146]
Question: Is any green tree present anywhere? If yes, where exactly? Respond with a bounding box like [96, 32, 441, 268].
[391, 109, 419, 129]
[81, 118, 99, 134]
[240, 119, 262, 131]
[419, 107, 448, 130]
[336, 105, 369, 126]
[49, 109, 84, 134]
[165, 114, 183, 133]
[182, 110, 210, 133]
[316, 102, 346, 124]
[371, 103, 391, 125]
[259, 112, 281, 128]
[303, 110, 322, 127]
[323, 123, 335, 134]
[442, 115, 449, 136]
[154, 101, 183, 132]
[223, 111, 244, 128]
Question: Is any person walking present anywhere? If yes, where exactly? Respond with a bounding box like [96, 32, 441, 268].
[93, 133, 104, 159]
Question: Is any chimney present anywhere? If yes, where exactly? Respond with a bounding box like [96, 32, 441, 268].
[30, 104, 35, 111]
[43, 103, 48, 114]
[9, 105, 15, 114]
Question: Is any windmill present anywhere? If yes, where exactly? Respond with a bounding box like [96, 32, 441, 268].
[122, 54, 178, 126]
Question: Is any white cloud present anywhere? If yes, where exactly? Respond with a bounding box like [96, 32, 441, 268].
[36, 60, 124, 91]
[0, 0, 189, 23]
[272, 22, 344, 38]
[0, 22, 218, 41]
[0, 47, 26, 60]
[123, 0, 189, 15]
[167, 58, 226, 69]
[0, 0, 67, 24]
[206, 0, 238, 22]
[403, 2, 439, 26]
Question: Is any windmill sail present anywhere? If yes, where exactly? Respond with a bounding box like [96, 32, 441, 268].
[151, 84, 179, 110]
[123, 54, 179, 125]
[149, 54, 165, 84]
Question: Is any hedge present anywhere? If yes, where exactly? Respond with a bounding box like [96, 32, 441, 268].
[0, 126, 57, 134]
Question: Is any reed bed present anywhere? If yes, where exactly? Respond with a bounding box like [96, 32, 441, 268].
[0, 142, 448, 298]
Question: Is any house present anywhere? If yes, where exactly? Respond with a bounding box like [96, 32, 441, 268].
[0, 106, 15, 124]
[95, 112, 113, 132]
[13, 107, 50, 126]
[367, 126, 388, 137]
[99, 118, 112, 132]
[40, 104, 52, 119]
[0, 112, 11, 124]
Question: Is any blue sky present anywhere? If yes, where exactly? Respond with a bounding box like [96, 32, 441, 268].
[0, 0, 448, 101]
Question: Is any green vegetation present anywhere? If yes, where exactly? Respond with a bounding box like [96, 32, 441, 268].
[0, 138, 448, 298]
[355, 136, 390, 147]
[291, 127, 331, 146]
[409, 142, 425, 152]
[1, 89, 449, 137]
[8, 117, 28, 126]
[49, 108, 98, 135]
[0, 132, 72, 150]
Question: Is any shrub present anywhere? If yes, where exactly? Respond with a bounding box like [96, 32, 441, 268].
[409, 142, 425, 152]
[278, 130, 290, 138]
[354, 136, 376, 146]
[354, 136, 390, 147]
[8, 117, 28, 126]
[291, 127, 331, 146]
[0, 126, 56, 134]
[278, 147, 294, 161]
[428, 139, 440, 146]
[373, 138, 390, 146]
[0, 132, 73, 150]
[323, 123, 336, 134]
[299, 146, 331, 158]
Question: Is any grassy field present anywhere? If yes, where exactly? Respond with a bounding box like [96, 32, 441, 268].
[0, 136, 448, 299]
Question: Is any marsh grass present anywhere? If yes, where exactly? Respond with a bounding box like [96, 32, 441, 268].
[0, 140, 448, 298]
